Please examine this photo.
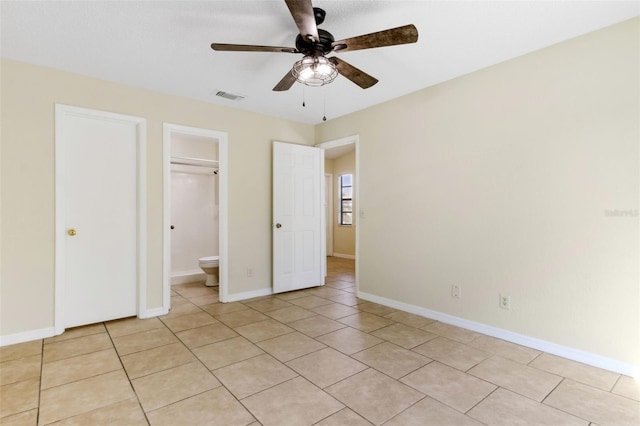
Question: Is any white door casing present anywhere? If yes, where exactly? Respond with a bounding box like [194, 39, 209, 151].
[325, 173, 333, 256]
[316, 135, 359, 291]
[55, 104, 146, 333]
[163, 124, 229, 304]
[273, 141, 324, 293]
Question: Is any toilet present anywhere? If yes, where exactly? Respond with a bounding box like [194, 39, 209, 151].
[198, 256, 219, 287]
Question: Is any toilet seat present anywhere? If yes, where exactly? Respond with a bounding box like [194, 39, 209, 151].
[198, 256, 219, 266]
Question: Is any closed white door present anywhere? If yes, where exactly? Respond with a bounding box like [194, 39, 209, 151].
[56, 105, 145, 329]
[273, 142, 324, 293]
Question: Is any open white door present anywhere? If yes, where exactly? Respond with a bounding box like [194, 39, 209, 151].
[273, 141, 324, 293]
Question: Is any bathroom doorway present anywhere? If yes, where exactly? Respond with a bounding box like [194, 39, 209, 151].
[316, 135, 359, 290]
[163, 124, 229, 309]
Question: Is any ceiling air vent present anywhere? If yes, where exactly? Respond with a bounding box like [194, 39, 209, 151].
[214, 90, 245, 101]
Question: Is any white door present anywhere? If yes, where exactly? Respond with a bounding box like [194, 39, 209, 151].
[56, 105, 145, 329]
[273, 142, 324, 293]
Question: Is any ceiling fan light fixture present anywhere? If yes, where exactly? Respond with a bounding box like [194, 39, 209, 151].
[292, 55, 338, 87]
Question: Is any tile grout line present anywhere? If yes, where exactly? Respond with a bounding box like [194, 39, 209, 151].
[463, 385, 501, 416]
[540, 378, 597, 424]
[395, 359, 436, 382]
[396, 368, 488, 420]
[41, 329, 105, 347]
[368, 394, 426, 426]
[524, 355, 621, 395]
[526, 349, 544, 366]
[104, 320, 152, 426]
[37, 348, 123, 392]
[36, 338, 44, 426]
[124, 304, 255, 422]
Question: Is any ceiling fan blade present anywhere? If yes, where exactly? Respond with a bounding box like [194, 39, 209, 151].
[332, 24, 418, 52]
[211, 43, 298, 53]
[329, 57, 378, 89]
[284, 0, 319, 42]
[273, 70, 297, 91]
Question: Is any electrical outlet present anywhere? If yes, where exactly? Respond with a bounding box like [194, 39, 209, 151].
[451, 285, 461, 299]
[500, 294, 511, 310]
[247, 267, 254, 277]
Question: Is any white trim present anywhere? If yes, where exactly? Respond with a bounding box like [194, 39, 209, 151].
[0, 327, 56, 347]
[325, 173, 333, 256]
[226, 287, 273, 302]
[316, 135, 359, 150]
[137, 118, 148, 318]
[332, 253, 356, 260]
[320, 149, 326, 284]
[138, 307, 169, 319]
[358, 291, 639, 378]
[54, 104, 147, 336]
[162, 124, 171, 311]
[218, 131, 229, 302]
[316, 135, 360, 293]
[54, 105, 66, 335]
[163, 124, 229, 303]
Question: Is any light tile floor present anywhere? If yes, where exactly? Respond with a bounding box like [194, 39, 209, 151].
[1, 257, 639, 425]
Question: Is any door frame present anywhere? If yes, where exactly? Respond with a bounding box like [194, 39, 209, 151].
[54, 104, 147, 335]
[315, 135, 359, 289]
[325, 173, 334, 256]
[163, 124, 229, 304]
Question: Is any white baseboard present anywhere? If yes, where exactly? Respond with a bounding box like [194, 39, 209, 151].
[0, 327, 56, 347]
[358, 291, 639, 378]
[1, 307, 170, 345]
[171, 270, 205, 285]
[225, 287, 273, 303]
[139, 307, 169, 319]
[332, 253, 356, 260]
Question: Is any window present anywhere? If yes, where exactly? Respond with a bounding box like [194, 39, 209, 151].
[339, 174, 353, 225]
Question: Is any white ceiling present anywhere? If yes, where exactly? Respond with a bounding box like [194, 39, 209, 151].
[1, 1, 638, 125]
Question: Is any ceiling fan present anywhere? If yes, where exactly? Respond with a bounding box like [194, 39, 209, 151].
[210, 0, 418, 91]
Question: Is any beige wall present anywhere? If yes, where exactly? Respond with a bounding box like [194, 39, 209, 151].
[316, 19, 640, 366]
[0, 59, 314, 336]
[324, 158, 334, 174]
[332, 151, 356, 257]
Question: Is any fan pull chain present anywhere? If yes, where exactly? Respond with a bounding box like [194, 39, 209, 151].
[322, 85, 327, 121]
[302, 86, 306, 107]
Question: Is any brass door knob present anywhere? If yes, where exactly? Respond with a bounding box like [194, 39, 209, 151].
[68, 229, 77, 236]
[275, 223, 282, 229]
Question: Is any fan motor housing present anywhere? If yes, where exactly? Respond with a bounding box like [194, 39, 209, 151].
[295, 28, 335, 56]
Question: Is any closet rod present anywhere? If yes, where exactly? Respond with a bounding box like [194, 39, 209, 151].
[171, 156, 219, 174]
[171, 155, 219, 166]
[171, 160, 219, 169]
